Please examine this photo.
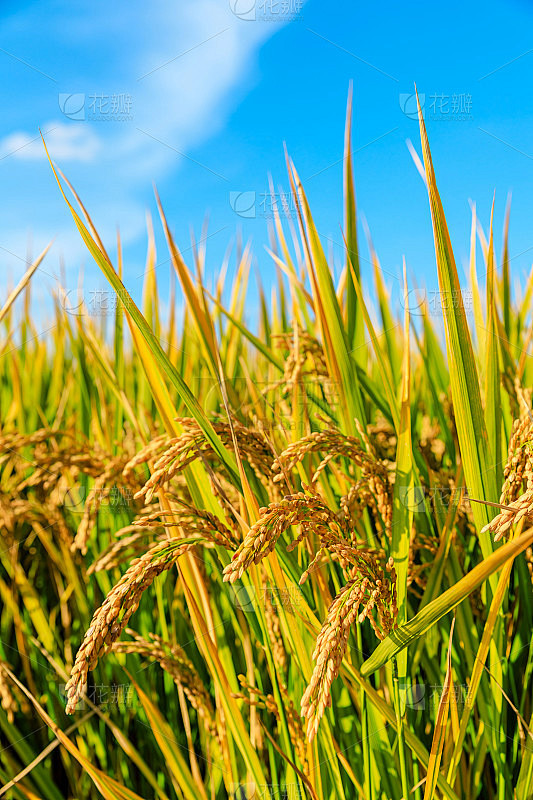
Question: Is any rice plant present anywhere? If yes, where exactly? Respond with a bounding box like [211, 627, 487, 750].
[0, 91, 532, 799]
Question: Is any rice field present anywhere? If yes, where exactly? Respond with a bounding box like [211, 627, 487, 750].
[0, 92, 532, 799]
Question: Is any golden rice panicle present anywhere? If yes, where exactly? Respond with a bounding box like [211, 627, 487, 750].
[233, 675, 307, 769]
[71, 459, 140, 555]
[64, 538, 199, 714]
[222, 493, 311, 583]
[301, 578, 367, 742]
[263, 574, 288, 674]
[233, 674, 279, 718]
[271, 429, 393, 534]
[272, 429, 371, 481]
[136, 503, 238, 549]
[114, 630, 217, 738]
[366, 417, 398, 461]
[222, 491, 349, 583]
[272, 327, 334, 408]
[301, 557, 397, 741]
[122, 434, 168, 479]
[0, 662, 18, 723]
[499, 413, 533, 503]
[482, 412, 533, 540]
[481, 485, 533, 541]
[339, 481, 374, 525]
[525, 546, 533, 586]
[148, 633, 216, 735]
[135, 420, 274, 503]
[88, 530, 167, 574]
[280, 681, 308, 771]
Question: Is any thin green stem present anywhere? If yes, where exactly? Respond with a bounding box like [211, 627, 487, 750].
[357, 623, 374, 800]
[393, 657, 409, 800]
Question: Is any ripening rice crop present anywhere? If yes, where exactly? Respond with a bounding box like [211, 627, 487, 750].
[1, 91, 533, 800]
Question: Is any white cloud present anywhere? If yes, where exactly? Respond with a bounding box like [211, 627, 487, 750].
[2, 1, 283, 173]
[0, 122, 101, 162]
[0, 0, 304, 293]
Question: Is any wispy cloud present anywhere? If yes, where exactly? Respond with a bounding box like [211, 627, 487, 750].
[0, 123, 100, 162]
[0, 0, 300, 281]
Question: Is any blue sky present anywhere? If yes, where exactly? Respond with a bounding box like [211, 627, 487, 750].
[2, 0, 533, 319]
